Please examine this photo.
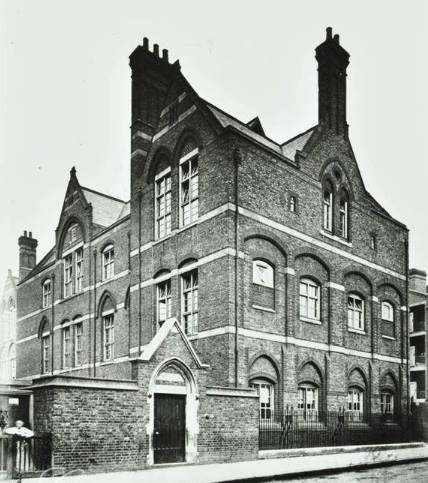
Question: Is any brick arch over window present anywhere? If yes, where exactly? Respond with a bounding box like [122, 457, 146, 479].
[146, 147, 172, 184]
[38, 317, 50, 338]
[319, 158, 355, 199]
[97, 290, 117, 318]
[347, 366, 368, 390]
[294, 252, 331, 279]
[377, 282, 404, 305]
[173, 129, 202, 163]
[244, 233, 288, 261]
[178, 257, 198, 269]
[248, 354, 280, 384]
[380, 370, 398, 392]
[343, 270, 373, 296]
[57, 216, 86, 258]
[298, 360, 323, 387]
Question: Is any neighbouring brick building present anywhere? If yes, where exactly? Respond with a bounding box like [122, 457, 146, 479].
[409, 268, 428, 402]
[15, 28, 409, 471]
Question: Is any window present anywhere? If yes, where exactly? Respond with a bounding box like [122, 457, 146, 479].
[8, 344, 16, 380]
[169, 101, 179, 125]
[381, 302, 394, 322]
[339, 193, 349, 239]
[41, 331, 50, 374]
[370, 234, 377, 250]
[322, 183, 333, 231]
[299, 279, 320, 320]
[180, 155, 198, 226]
[75, 248, 83, 293]
[157, 280, 172, 324]
[64, 254, 73, 297]
[42, 279, 52, 308]
[298, 384, 319, 420]
[182, 270, 198, 335]
[381, 391, 394, 418]
[253, 260, 274, 288]
[103, 314, 114, 361]
[289, 195, 297, 213]
[62, 326, 71, 368]
[102, 245, 115, 281]
[155, 171, 172, 239]
[252, 260, 275, 310]
[348, 294, 364, 331]
[74, 323, 83, 366]
[347, 387, 364, 421]
[251, 379, 274, 420]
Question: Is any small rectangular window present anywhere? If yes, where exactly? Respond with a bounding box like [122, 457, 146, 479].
[348, 295, 364, 331]
[289, 195, 297, 213]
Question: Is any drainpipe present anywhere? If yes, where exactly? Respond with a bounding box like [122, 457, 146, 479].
[404, 236, 409, 413]
[50, 274, 55, 376]
[138, 191, 143, 357]
[233, 148, 242, 387]
[128, 231, 132, 357]
[88, 239, 92, 376]
[93, 250, 97, 377]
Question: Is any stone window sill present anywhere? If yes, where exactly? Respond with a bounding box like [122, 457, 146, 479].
[252, 305, 275, 313]
[348, 327, 366, 335]
[300, 316, 322, 325]
[320, 230, 352, 247]
[381, 335, 396, 340]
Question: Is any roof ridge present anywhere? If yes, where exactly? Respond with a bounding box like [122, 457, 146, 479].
[80, 186, 126, 204]
[281, 125, 318, 147]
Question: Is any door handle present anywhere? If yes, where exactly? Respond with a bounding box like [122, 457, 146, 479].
[155, 431, 160, 435]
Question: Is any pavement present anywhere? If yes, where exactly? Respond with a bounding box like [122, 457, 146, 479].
[4, 442, 428, 482]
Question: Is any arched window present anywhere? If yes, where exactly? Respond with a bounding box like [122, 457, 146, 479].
[155, 160, 172, 240]
[298, 383, 319, 421]
[62, 221, 84, 297]
[347, 386, 364, 421]
[252, 260, 275, 310]
[380, 390, 395, 421]
[339, 190, 349, 239]
[40, 320, 51, 374]
[62, 324, 71, 369]
[74, 319, 83, 367]
[181, 269, 198, 335]
[381, 301, 394, 322]
[289, 195, 297, 213]
[102, 244, 115, 281]
[299, 278, 320, 321]
[157, 277, 172, 327]
[381, 301, 395, 338]
[8, 344, 16, 380]
[322, 181, 333, 231]
[179, 141, 199, 227]
[251, 378, 274, 420]
[42, 279, 52, 308]
[348, 293, 365, 331]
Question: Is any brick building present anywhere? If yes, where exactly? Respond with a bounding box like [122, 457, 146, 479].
[15, 28, 409, 471]
[409, 269, 427, 402]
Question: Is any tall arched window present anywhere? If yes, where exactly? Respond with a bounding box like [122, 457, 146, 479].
[62, 222, 84, 297]
[102, 244, 115, 281]
[298, 383, 319, 421]
[339, 190, 349, 239]
[251, 379, 274, 420]
[322, 181, 333, 231]
[179, 140, 199, 227]
[181, 269, 198, 335]
[100, 295, 115, 361]
[381, 301, 395, 338]
[155, 158, 172, 239]
[347, 386, 364, 421]
[299, 278, 320, 321]
[40, 319, 51, 374]
[252, 260, 275, 310]
[42, 279, 52, 308]
[380, 390, 395, 421]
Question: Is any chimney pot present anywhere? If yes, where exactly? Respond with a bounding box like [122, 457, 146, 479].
[29, 231, 32, 238]
[326, 27, 332, 40]
[153, 44, 159, 56]
[143, 37, 149, 50]
[162, 49, 169, 62]
[333, 34, 340, 44]
[24, 230, 27, 237]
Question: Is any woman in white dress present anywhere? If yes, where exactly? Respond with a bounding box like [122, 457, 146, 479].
[4, 420, 34, 472]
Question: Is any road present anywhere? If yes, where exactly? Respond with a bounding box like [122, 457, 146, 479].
[270, 460, 428, 482]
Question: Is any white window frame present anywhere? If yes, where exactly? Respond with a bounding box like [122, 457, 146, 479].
[298, 384, 319, 421]
[381, 390, 394, 416]
[181, 269, 198, 335]
[347, 387, 364, 420]
[102, 245, 115, 281]
[103, 313, 114, 361]
[75, 247, 84, 293]
[179, 150, 199, 227]
[157, 280, 172, 324]
[381, 301, 394, 322]
[348, 294, 365, 331]
[74, 322, 83, 366]
[62, 326, 71, 369]
[252, 260, 274, 288]
[339, 197, 349, 238]
[251, 379, 274, 421]
[323, 187, 333, 232]
[41, 330, 50, 374]
[289, 195, 296, 213]
[64, 253, 73, 297]
[42, 279, 52, 308]
[299, 278, 320, 321]
[155, 168, 172, 239]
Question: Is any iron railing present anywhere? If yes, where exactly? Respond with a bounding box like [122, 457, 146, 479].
[259, 408, 418, 450]
[0, 434, 52, 478]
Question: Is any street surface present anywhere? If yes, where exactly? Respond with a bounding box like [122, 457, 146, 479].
[271, 459, 428, 482]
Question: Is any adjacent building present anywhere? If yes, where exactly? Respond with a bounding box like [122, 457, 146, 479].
[15, 28, 409, 471]
[409, 268, 427, 403]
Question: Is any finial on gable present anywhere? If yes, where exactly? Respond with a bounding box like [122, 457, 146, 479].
[70, 166, 76, 177]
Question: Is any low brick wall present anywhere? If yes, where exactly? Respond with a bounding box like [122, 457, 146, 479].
[198, 386, 259, 463]
[32, 377, 147, 473]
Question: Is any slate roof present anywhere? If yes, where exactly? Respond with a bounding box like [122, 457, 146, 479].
[281, 127, 316, 159]
[81, 187, 128, 227]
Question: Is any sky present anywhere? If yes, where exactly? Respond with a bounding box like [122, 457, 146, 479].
[0, 0, 427, 284]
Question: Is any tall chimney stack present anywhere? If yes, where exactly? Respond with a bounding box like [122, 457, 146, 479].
[18, 231, 38, 281]
[315, 27, 350, 136]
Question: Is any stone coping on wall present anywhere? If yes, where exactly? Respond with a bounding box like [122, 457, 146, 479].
[24, 375, 139, 392]
[206, 386, 258, 398]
